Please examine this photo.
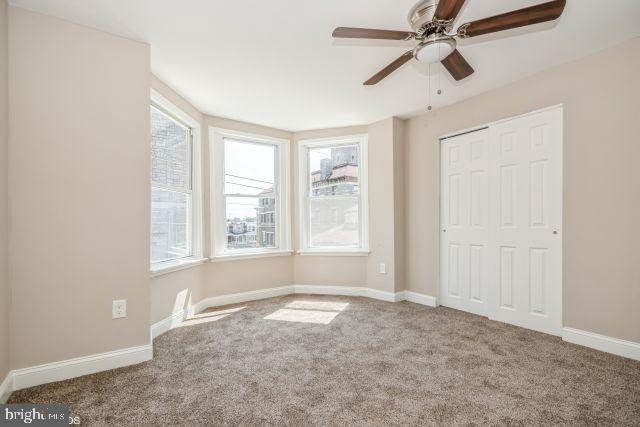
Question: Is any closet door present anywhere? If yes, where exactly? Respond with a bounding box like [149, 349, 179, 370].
[440, 129, 490, 317]
[488, 107, 563, 336]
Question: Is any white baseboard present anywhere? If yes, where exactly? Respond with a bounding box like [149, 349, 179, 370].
[365, 287, 400, 302]
[193, 285, 294, 314]
[562, 327, 640, 361]
[293, 284, 363, 297]
[150, 306, 193, 341]
[193, 285, 435, 313]
[11, 344, 153, 392]
[400, 291, 438, 307]
[293, 284, 398, 302]
[0, 371, 12, 403]
[292, 285, 435, 305]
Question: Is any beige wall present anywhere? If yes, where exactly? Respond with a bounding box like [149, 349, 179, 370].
[205, 256, 293, 296]
[392, 117, 405, 292]
[365, 118, 399, 293]
[151, 267, 205, 324]
[0, 0, 9, 381]
[9, 8, 151, 368]
[405, 37, 640, 342]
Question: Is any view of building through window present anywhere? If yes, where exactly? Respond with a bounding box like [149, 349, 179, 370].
[224, 139, 277, 250]
[308, 145, 360, 247]
[150, 106, 192, 263]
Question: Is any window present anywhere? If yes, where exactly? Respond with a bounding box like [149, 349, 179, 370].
[298, 135, 369, 254]
[150, 90, 202, 272]
[210, 128, 291, 259]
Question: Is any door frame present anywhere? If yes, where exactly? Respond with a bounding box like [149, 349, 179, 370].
[437, 104, 564, 334]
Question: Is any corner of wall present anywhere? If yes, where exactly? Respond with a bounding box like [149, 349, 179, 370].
[0, 0, 10, 384]
[392, 117, 406, 293]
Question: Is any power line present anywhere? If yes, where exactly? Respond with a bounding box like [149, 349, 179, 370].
[225, 173, 274, 185]
[226, 202, 259, 207]
[226, 181, 272, 191]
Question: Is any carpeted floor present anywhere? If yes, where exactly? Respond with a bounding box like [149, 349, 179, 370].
[9, 295, 640, 425]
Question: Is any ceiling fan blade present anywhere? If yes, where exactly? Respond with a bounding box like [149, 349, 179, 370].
[434, 0, 467, 21]
[441, 49, 474, 81]
[458, 0, 566, 38]
[364, 50, 414, 85]
[332, 27, 415, 40]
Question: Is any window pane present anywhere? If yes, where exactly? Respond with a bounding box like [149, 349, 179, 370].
[151, 106, 190, 189]
[309, 197, 359, 248]
[151, 188, 190, 262]
[224, 139, 276, 196]
[224, 138, 278, 252]
[225, 193, 277, 250]
[309, 145, 358, 197]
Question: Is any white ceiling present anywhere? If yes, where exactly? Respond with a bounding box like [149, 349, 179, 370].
[10, 0, 640, 131]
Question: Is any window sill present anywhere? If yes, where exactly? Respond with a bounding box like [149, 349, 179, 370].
[210, 250, 293, 262]
[150, 257, 206, 278]
[296, 250, 370, 257]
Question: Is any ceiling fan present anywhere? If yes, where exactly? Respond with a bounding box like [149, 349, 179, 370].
[332, 0, 566, 85]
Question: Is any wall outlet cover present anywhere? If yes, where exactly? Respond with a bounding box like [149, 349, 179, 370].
[112, 300, 127, 319]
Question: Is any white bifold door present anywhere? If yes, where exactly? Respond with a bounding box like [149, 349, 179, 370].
[440, 129, 490, 317]
[440, 107, 562, 336]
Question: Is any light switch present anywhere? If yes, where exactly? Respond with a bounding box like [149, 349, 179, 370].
[379, 263, 386, 274]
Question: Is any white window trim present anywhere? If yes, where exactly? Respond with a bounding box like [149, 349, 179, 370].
[150, 257, 207, 277]
[150, 89, 204, 275]
[297, 134, 369, 255]
[209, 127, 291, 261]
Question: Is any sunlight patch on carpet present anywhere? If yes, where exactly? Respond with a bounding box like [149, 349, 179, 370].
[285, 301, 349, 311]
[179, 306, 246, 327]
[264, 308, 339, 325]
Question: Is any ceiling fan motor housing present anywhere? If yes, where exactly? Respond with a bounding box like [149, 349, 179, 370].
[408, 0, 438, 31]
[408, 0, 457, 64]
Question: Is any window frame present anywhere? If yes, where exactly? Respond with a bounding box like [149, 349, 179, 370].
[210, 127, 292, 260]
[297, 134, 369, 255]
[150, 89, 204, 275]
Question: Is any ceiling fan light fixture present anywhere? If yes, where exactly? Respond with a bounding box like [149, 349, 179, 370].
[413, 35, 456, 64]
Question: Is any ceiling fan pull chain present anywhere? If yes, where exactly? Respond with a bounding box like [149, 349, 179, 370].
[437, 41, 442, 95]
[427, 63, 432, 111]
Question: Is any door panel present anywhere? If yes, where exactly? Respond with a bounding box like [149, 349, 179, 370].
[440, 129, 489, 316]
[440, 106, 562, 336]
[488, 107, 563, 335]
[499, 246, 516, 309]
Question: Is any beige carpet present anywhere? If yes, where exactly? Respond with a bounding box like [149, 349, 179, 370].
[9, 295, 640, 425]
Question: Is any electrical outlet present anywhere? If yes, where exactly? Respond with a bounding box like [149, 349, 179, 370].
[112, 300, 127, 319]
[379, 263, 386, 274]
